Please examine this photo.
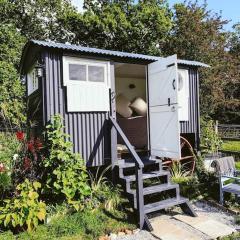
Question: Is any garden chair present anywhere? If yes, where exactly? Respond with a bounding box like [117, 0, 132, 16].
[211, 156, 240, 205]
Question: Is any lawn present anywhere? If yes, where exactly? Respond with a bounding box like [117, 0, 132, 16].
[221, 140, 240, 152]
[0, 208, 136, 240]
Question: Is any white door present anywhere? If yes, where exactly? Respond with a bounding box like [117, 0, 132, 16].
[148, 55, 181, 159]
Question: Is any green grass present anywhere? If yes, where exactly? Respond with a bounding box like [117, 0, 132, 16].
[235, 162, 240, 170]
[0, 208, 136, 240]
[220, 232, 240, 240]
[222, 140, 240, 152]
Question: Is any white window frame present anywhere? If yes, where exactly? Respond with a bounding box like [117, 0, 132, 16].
[62, 56, 110, 86]
[27, 63, 38, 96]
[62, 56, 111, 112]
[178, 68, 189, 121]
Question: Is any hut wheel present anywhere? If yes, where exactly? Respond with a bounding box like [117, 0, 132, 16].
[162, 136, 196, 175]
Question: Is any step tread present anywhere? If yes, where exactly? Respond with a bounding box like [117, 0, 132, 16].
[122, 170, 169, 182]
[144, 197, 188, 214]
[118, 158, 161, 168]
[128, 183, 179, 195]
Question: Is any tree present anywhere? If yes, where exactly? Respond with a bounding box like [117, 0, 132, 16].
[229, 24, 240, 56]
[0, 61, 25, 128]
[0, 0, 77, 127]
[0, 24, 25, 67]
[61, 0, 172, 55]
[0, 0, 76, 42]
[163, 1, 240, 123]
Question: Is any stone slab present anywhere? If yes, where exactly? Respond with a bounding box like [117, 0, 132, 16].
[151, 218, 202, 240]
[174, 214, 235, 239]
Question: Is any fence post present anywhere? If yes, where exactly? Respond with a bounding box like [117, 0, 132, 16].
[215, 120, 218, 134]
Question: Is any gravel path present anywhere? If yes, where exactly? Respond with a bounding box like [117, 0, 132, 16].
[112, 230, 157, 240]
[111, 200, 238, 240]
[193, 200, 237, 228]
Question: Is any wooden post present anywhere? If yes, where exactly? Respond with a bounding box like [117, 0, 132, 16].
[109, 61, 118, 183]
[136, 165, 144, 229]
[215, 120, 218, 134]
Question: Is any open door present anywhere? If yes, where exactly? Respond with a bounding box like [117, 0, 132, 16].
[148, 55, 181, 159]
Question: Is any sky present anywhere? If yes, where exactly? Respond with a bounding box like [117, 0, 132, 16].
[169, 0, 239, 31]
[72, 0, 239, 31]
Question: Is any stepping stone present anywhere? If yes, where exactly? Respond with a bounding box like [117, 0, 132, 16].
[174, 214, 236, 239]
[151, 218, 202, 240]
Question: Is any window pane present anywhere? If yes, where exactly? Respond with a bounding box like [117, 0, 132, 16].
[88, 66, 104, 82]
[69, 64, 86, 81]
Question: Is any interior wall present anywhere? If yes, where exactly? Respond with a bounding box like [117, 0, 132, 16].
[115, 77, 146, 102]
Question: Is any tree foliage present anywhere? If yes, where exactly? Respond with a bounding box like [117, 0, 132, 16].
[0, 61, 25, 127]
[0, 0, 76, 127]
[163, 1, 240, 123]
[0, 0, 239, 125]
[62, 0, 172, 55]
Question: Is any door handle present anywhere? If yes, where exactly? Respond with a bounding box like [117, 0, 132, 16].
[172, 79, 176, 90]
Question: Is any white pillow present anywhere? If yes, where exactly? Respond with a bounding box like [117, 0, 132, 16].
[116, 94, 133, 118]
[130, 97, 147, 116]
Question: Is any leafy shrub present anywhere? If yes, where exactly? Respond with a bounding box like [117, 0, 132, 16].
[0, 132, 22, 170]
[170, 162, 191, 183]
[12, 131, 45, 185]
[89, 166, 122, 211]
[0, 179, 46, 232]
[197, 169, 219, 200]
[200, 117, 222, 156]
[0, 231, 15, 240]
[0, 171, 11, 199]
[0, 61, 25, 128]
[170, 162, 201, 199]
[44, 115, 91, 210]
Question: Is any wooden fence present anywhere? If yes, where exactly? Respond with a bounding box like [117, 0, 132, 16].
[217, 124, 240, 140]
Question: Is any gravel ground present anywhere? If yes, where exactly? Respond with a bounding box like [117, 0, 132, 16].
[112, 230, 157, 240]
[193, 200, 237, 228]
[111, 200, 238, 240]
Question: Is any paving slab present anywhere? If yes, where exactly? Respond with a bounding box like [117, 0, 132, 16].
[174, 214, 236, 239]
[151, 218, 203, 240]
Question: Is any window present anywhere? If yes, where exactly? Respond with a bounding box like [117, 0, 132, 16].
[63, 56, 110, 112]
[88, 66, 104, 82]
[69, 64, 86, 81]
[27, 64, 38, 95]
[178, 69, 189, 121]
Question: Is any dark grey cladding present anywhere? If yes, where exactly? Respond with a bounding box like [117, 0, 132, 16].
[42, 50, 111, 167]
[180, 68, 200, 146]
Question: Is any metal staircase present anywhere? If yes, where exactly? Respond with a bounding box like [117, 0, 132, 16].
[109, 116, 197, 230]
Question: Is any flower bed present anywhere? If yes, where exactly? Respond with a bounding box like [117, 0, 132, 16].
[0, 115, 136, 239]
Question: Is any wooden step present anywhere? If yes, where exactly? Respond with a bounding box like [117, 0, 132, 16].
[128, 183, 179, 196]
[144, 197, 187, 214]
[118, 158, 161, 169]
[122, 170, 169, 182]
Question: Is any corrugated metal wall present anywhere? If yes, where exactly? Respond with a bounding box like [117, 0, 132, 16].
[42, 51, 111, 167]
[180, 68, 200, 146]
[41, 50, 200, 166]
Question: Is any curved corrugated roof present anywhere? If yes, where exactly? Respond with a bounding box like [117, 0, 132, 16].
[20, 40, 210, 72]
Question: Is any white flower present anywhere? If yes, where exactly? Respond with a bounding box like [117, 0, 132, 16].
[13, 154, 19, 161]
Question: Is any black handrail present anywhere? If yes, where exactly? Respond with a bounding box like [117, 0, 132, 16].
[109, 116, 145, 229]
